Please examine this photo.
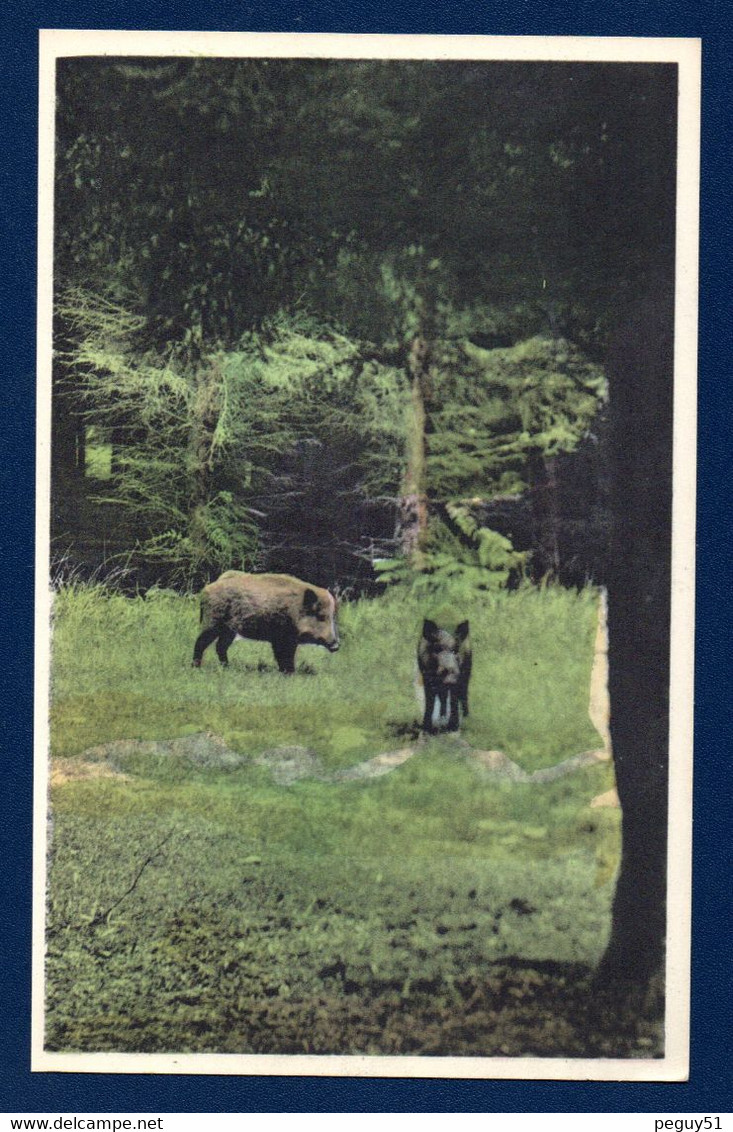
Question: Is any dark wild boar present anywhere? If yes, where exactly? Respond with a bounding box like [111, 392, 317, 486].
[417, 618, 472, 733]
[193, 571, 339, 675]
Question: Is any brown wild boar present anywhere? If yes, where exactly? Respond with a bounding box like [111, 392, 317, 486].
[417, 618, 472, 733]
[193, 571, 339, 674]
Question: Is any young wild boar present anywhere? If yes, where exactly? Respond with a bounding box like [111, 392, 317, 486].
[192, 571, 339, 675]
[417, 618, 472, 733]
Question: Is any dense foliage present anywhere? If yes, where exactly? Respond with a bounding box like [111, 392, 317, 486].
[56, 59, 675, 345]
[51, 58, 675, 591]
[58, 294, 406, 587]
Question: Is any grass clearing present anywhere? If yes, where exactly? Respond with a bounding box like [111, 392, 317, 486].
[43, 582, 638, 1057]
[50, 583, 601, 770]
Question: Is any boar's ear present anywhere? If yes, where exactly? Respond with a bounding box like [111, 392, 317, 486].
[422, 619, 439, 641]
[455, 620, 470, 642]
[302, 588, 320, 613]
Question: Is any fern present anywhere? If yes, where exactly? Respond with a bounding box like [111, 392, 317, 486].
[376, 503, 526, 602]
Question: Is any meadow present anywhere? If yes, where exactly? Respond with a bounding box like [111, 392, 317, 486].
[44, 582, 649, 1058]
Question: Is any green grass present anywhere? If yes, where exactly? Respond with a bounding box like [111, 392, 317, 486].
[46, 796, 620, 1056]
[50, 582, 601, 770]
[44, 582, 633, 1058]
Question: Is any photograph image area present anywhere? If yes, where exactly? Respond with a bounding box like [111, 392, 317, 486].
[35, 35, 697, 1078]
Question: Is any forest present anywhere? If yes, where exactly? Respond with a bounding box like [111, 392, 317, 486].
[45, 56, 677, 1061]
[52, 58, 674, 592]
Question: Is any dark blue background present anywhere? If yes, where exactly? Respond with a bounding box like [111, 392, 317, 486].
[2, 1, 730, 1114]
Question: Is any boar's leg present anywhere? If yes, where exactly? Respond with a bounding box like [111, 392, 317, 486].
[215, 627, 236, 667]
[459, 681, 469, 718]
[422, 687, 437, 733]
[271, 633, 297, 675]
[192, 626, 220, 668]
[447, 691, 460, 732]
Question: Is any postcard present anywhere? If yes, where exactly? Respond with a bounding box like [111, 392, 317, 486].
[34, 30, 699, 1080]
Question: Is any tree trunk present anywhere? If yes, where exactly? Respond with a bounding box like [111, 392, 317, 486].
[188, 360, 223, 582]
[397, 335, 430, 566]
[526, 449, 562, 578]
[595, 278, 674, 1001]
[594, 63, 677, 1007]
[51, 372, 85, 478]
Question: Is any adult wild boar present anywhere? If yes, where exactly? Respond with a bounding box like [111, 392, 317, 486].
[417, 618, 472, 733]
[192, 571, 339, 674]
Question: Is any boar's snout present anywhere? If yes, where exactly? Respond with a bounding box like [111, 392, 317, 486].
[327, 638, 340, 652]
[436, 649, 460, 684]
